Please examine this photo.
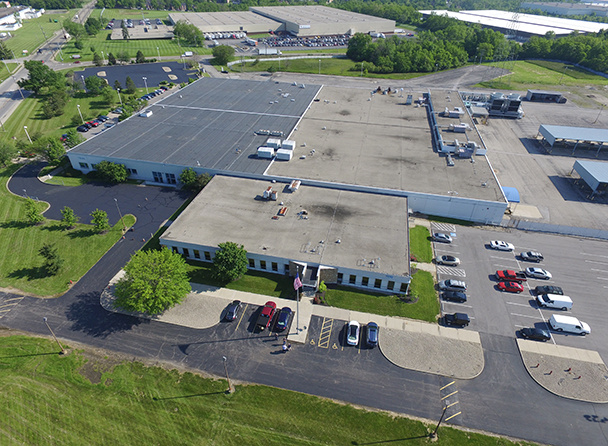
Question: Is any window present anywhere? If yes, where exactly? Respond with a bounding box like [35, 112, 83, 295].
[166, 173, 176, 184]
[349, 274, 356, 285]
[260, 260, 266, 270]
[271, 262, 278, 272]
[374, 278, 382, 289]
[91, 164, 98, 170]
[400, 283, 408, 293]
[171, 246, 178, 253]
[182, 248, 189, 257]
[362, 277, 369, 287]
[204, 251, 211, 261]
[79, 162, 89, 169]
[152, 171, 164, 183]
[249, 258, 255, 268]
[284, 264, 290, 274]
[337, 273, 343, 284]
[193, 250, 200, 259]
[387, 281, 395, 291]
[127, 168, 138, 175]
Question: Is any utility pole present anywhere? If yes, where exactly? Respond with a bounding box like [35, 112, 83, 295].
[222, 356, 234, 393]
[43, 317, 66, 355]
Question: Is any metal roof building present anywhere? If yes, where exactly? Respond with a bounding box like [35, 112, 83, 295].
[250, 6, 395, 36]
[573, 160, 608, 197]
[538, 124, 608, 155]
[168, 11, 283, 34]
[420, 9, 608, 37]
[521, 2, 608, 17]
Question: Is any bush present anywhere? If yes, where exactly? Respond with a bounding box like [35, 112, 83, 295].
[95, 160, 129, 183]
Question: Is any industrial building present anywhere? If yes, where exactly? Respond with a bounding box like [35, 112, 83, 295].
[420, 9, 608, 37]
[249, 6, 395, 36]
[522, 2, 608, 17]
[526, 89, 567, 103]
[168, 11, 284, 35]
[160, 176, 411, 292]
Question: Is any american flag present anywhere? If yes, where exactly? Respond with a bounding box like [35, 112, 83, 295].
[293, 273, 302, 290]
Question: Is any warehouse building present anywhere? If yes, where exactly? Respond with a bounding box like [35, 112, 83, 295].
[522, 2, 608, 18]
[168, 11, 283, 34]
[160, 176, 411, 292]
[249, 5, 395, 36]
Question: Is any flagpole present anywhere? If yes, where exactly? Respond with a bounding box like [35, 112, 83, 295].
[297, 284, 299, 332]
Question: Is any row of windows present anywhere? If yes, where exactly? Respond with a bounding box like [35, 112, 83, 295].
[337, 273, 407, 292]
[77, 162, 138, 176]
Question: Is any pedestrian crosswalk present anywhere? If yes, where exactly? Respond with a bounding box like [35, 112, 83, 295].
[436, 266, 466, 277]
[432, 222, 456, 233]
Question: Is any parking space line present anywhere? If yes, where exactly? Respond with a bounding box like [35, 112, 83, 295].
[441, 390, 458, 400]
[440, 381, 455, 391]
[585, 260, 608, 265]
[506, 302, 531, 307]
[3, 297, 23, 303]
[445, 412, 462, 422]
[318, 317, 333, 349]
[595, 277, 608, 281]
[591, 268, 608, 273]
[235, 303, 248, 332]
[446, 401, 459, 409]
[511, 313, 543, 320]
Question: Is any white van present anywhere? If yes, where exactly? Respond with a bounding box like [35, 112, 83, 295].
[549, 314, 590, 336]
[536, 294, 572, 310]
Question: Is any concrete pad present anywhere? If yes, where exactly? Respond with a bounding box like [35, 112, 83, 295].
[509, 203, 543, 219]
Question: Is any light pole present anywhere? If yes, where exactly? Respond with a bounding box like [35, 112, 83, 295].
[156, 46, 160, 60]
[23, 189, 27, 198]
[222, 356, 234, 393]
[101, 50, 104, 64]
[117, 88, 123, 106]
[142, 76, 148, 94]
[81, 74, 85, 90]
[429, 406, 448, 439]
[23, 126, 32, 144]
[318, 59, 321, 75]
[114, 198, 126, 232]
[43, 317, 66, 355]
[559, 66, 569, 84]
[360, 61, 364, 77]
[76, 104, 84, 124]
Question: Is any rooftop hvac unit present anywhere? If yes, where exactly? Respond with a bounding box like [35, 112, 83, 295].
[276, 149, 293, 161]
[257, 146, 274, 159]
[266, 138, 282, 149]
[282, 140, 296, 151]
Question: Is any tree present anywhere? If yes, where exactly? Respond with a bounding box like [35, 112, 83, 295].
[61, 206, 79, 229]
[74, 40, 84, 50]
[25, 197, 45, 225]
[194, 172, 212, 190]
[41, 137, 65, 164]
[95, 160, 129, 183]
[125, 76, 136, 94]
[113, 79, 121, 90]
[64, 128, 85, 148]
[85, 17, 103, 36]
[63, 19, 86, 39]
[179, 167, 197, 189]
[108, 52, 117, 65]
[42, 87, 68, 118]
[0, 40, 10, 60]
[0, 140, 18, 167]
[118, 51, 130, 64]
[39, 243, 63, 275]
[90, 209, 110, 233]
[213, 241, 248, 283]
[114, 248, 191, 315]
[122, 21, 129, 40]
[101, 86, 115, 105]
[85, 75, 106, 95]
[136, 50, 145, 64]
[212, 45, 234, 66]
[18, 60, 63, 94]
[173, 20, 204, 46]
[93, 52, 102, 66]
[347, 33, 373, 62]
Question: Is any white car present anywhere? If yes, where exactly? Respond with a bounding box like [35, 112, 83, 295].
[433, 232, 452, 243]
[489, 240, 514, 251]
[436, 255, 460, 266]
[525, 267, 552, 280]
[347, 321, 360, 346]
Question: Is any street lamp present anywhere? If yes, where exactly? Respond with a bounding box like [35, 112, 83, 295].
[222, 356, 234, 394]
[101, 51, 104, 64]
[81, 74, 85, 90]
[117, 88, 123, 106]
[142, 76, 149, 94]
[23, 189, 27, 198]
[43, 317, 66, 355]
[156, 46, 160, 60]
[23, 126, 32, 144]
[318, 59, 321, 75]
[76, 104, 84, 124]
[114, 198, 126, 232]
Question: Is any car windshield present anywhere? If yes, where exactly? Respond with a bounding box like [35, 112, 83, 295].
[349, 326, 357, 337]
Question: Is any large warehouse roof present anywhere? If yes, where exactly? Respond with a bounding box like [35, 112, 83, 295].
[420, 9, 608, 36]
[68, 78, 321, 175]
[168, 11, 283, 33]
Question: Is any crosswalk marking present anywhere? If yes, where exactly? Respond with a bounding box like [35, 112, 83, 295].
[432, 223, 456, 233]
[436, 266, 466, 277]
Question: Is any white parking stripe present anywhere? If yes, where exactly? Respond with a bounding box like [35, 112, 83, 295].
[506, 302, 531, 307]
[489, 256, 518, 261]
[511, 313, 544, 320]
[580, 252, 608, 259]
[585, 260, 608, 265]
[591, 268, 608, 273]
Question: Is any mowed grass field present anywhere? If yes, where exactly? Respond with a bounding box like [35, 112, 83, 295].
[0, 165, 135, 296]
[0, 62, 19, 83]
[0, 335, 537, 446]
[5, 11, 74, 57]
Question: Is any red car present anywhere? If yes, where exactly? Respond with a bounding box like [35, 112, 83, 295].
[495, 270, 527, 282]
[255, 301, 276, 331]
[498, 281, 524, 293]
[88, 120, 100, 127]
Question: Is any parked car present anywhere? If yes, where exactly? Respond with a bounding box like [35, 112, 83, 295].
[97, 115, 109, 122]
[438, 279, 467, 291]
[60, 134, 68, 142]
[436, 255, 460, 266]
[489, 240, 514, 251]
[224, 300, 242, 321]
[520, 251, 543, 262]
[442, 290, 467, 303]
[276, 307, 292, 331]
[495, 270, 527, 282]
[88, 120, 100, 127]
[255, 301, 276, 331]
[432, 232, 452, 243]
[77, 125, 89, 132]
[525, 267, 552, 280]
[549, 314, 590, 336]
[366, 322, 378, 347]
[536, 294, 572, 311]
[497, 281, 524, 293]
[347, 320, 360, 346]
[535, 285, 563, 295]
[520, 327, 551, 341]
[444, 313, 470, 327]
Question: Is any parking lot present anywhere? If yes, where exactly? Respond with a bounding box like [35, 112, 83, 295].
[432, 224, 608, 363]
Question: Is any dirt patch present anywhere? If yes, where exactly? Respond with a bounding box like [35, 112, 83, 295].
[338, 110, 351, 116]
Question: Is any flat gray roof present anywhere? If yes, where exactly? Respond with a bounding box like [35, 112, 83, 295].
[161, 175, 410, 277]
[169, 11, 281, 28]
[69, 78, 321, 175]
[540, 124, 608, 144]
[250, 5, 395, 27]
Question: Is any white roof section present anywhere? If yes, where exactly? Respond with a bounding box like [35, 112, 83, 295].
[420, 9, 608, 35]
[250, 5, 394, 26]
[169, 11, 282, 28]
[539, 124, 608, 144]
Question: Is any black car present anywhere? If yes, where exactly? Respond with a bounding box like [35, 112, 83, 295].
[366, 322, 378, 347]
[520, 251, 544, 262]
[276, 307, 292, 331]
[534, 285, 563, 295]
[97, 115, 109, 122]
[77, 125, 89, 132]
[444, 313, 470, 327]
[520, 327, 551, 341]
[224, 300, 242, 321]
[442, 291, 467, 303]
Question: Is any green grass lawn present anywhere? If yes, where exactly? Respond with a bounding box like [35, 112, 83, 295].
[0, 62, 19, 83]
[0, 164, 135, 296]
[324, 271, 439, 322]
[5, 11, 74, 57]
[0, 335, 537, 446]
[409, 225, 433, 263]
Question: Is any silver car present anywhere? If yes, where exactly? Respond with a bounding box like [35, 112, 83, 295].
[525, 267, 552, 280]
[433, 232, 452, 243]
[436, 255, 460, 266]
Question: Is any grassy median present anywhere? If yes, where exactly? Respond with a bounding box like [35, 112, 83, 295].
[0, 335, 537, 446]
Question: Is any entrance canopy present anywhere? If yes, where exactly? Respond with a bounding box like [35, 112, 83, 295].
[501, 186, 520, 203]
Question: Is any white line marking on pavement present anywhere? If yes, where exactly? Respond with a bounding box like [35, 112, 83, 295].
[507, 302, 531, 307]
[580, 252, 608, 259]
[511, 313, 543, 320]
